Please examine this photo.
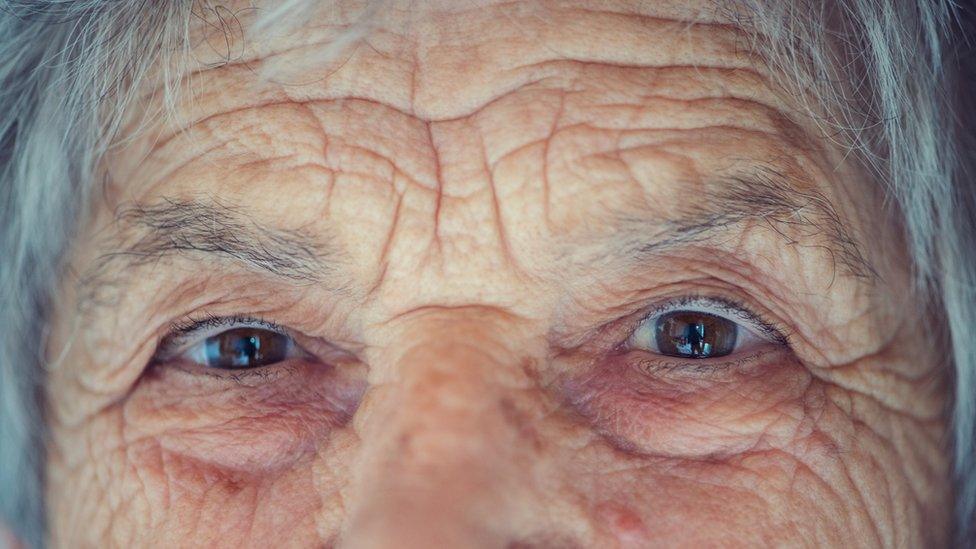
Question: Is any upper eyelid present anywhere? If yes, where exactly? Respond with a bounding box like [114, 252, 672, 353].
[156, 300, 786, 361]
[639, 296, 786, 344]
[156, 315, 290, 358]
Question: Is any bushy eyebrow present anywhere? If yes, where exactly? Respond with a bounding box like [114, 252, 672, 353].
[621, 165, 876, 282]
[78, 197, 333, 312]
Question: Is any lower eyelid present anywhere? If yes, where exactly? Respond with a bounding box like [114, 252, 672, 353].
[127, 362, 366, 473]
[622, 345, 783, 380]
[564, 348, 809, 459]
[163, 357, 305, 385]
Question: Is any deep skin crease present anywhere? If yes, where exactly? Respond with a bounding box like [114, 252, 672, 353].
[42, 1, 949, 547]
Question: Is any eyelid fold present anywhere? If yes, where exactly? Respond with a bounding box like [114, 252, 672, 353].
[651, 296, 783, 340]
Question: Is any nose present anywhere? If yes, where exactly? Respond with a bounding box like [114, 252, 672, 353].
[339, 309, 542, 549]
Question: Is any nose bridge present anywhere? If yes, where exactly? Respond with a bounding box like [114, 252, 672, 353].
[340, 309, 538, 548]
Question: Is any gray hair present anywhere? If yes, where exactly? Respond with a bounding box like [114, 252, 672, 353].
[0, 1, 972, 547]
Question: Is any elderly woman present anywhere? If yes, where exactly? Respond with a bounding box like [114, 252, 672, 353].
[0, 0, 973, 547]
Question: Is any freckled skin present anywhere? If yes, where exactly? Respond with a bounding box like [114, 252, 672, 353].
[44, 1, 949, 547]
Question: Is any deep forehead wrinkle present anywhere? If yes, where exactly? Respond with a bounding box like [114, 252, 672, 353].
[89, 1, 879, 312]
[139, 61, 786, 195]
[123, 100, 874, 288]
[143, 0, 762, 137]
[139, 62, 813, 202]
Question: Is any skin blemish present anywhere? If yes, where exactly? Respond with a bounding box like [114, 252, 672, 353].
[595, 501, 649, 544]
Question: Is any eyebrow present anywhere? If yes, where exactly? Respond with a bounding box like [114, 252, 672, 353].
[78, 165, 872, 315]
[617, 165, 876, 282]
[78, 197, 333, 311]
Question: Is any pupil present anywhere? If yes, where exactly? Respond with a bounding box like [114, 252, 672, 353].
[233, 335, 260, 361]
[682, 322, 709, 356]
[654, 311, 737, 359]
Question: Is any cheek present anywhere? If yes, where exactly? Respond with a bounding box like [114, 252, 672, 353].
[563, 351, 820, 459]
[569, 451, 840, 546]
[121, 362, 365, 473]
[47, 362, 365, 545]
[556, 353, 948, 546]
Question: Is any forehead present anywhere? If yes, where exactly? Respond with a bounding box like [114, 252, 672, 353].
[128, 0, 808, 173]
[88, 0, 884, 318]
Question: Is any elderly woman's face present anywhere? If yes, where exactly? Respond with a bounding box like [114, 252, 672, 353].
[43, 1, 949, 547]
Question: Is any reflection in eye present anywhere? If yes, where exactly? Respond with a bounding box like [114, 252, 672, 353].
[155, 316, 303, 370]
[654, 311, 737, 358]
[189, 327, 293, 369]
[626, 298, 777, 359]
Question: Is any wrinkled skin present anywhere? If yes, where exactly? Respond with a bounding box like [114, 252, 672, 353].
[43, 1, 950, 547]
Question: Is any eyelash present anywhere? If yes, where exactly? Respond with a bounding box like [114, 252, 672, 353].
[153, 312, 289, 362]
[634, 295, 791, 347]
[151, 296, 791, 370]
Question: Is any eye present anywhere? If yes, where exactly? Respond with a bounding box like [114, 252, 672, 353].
[650, 311, 737, 358]
[155, 315, 303, 370]
[188, 327, 294, 369]
[625, 298, 781, 359]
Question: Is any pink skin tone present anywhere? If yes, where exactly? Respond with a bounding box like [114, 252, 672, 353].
[42, 1, 948, 547]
